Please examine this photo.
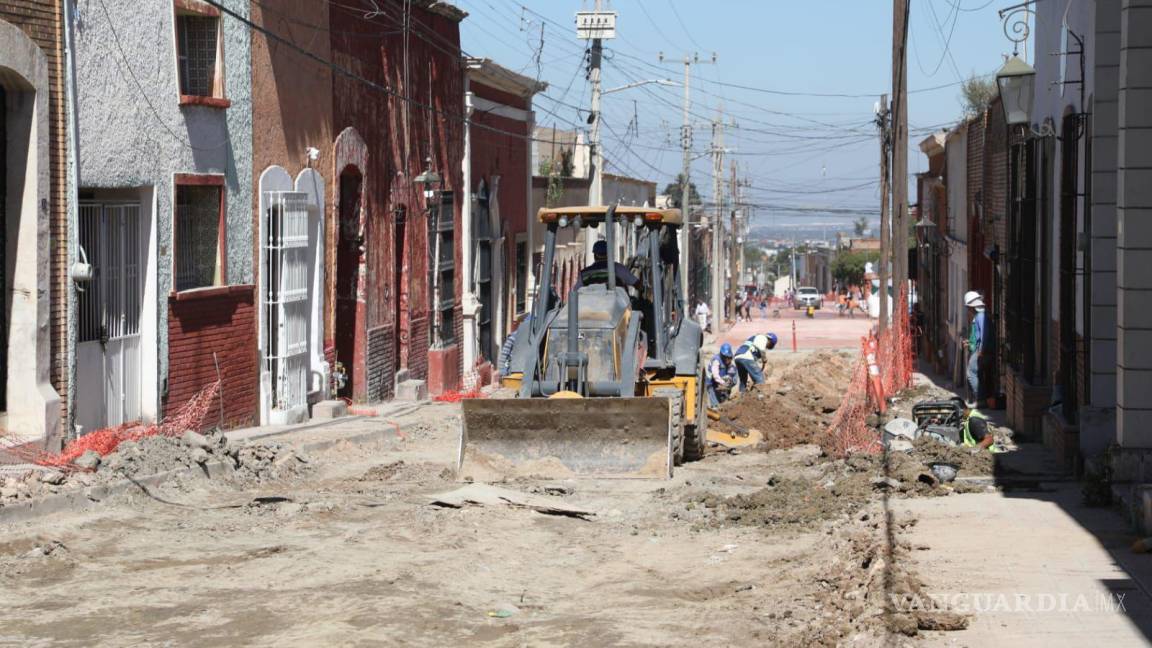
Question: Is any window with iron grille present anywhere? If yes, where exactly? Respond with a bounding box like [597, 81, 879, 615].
[175, 184, 223, 291]
[515, 240, 528, 314]
[429, 192, 457, 346]
[176, 14, 219, 97]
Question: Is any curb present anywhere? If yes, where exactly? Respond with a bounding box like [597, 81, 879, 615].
[0, 419, 415, 526]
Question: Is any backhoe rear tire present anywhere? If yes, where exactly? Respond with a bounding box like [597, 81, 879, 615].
[655, 388, 685, 466]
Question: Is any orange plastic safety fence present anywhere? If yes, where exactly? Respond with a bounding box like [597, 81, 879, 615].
[824, 286, 913, 457]
[5, 380, 221, 471]
[433, 389, 486, 403]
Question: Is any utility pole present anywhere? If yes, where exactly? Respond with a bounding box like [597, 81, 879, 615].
[660, 52, 716, 299]
[729, 160, 740, 325]
[877, 94, 891, 334]
[577, 2, 616, 261]
[891, 0, 910, 311]
[709, 113, 725, 332]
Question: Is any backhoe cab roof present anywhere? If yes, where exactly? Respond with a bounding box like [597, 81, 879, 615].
[537, 206, 683, 226]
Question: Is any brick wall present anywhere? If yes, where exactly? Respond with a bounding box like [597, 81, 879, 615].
[365, 324, 395, 401]
[166, 287, 258, 429]
[0, 2, 69, 421]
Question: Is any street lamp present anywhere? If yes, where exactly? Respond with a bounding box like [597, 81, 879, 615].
[914, 215, 937, 247]
[995, 55, 1036, 127]
[414, 157, 441, 210]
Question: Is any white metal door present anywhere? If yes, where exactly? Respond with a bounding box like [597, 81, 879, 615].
[264, 192, 310, 417]
[77, 203, 143, 433]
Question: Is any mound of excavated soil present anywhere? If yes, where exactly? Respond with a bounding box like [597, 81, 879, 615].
[713, 351, 856, 451]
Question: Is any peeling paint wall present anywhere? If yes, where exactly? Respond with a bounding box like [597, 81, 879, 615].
[73, 0, 252, 417]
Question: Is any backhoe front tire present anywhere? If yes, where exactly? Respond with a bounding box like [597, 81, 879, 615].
[682, 370, 707, 462]
[655, 388, 685, 466]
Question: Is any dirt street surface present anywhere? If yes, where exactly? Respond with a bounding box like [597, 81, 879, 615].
[0, 352, 1141, 646]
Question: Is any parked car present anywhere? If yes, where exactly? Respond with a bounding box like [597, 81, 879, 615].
[793, 287, 823, 310]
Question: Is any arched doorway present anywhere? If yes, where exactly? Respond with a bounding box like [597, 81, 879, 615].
[335, 166, 363, 400]
[0, 19, 62, 444]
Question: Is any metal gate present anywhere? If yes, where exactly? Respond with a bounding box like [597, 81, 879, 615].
[263, 192, 310, 418]
[76, 203, 143, 433]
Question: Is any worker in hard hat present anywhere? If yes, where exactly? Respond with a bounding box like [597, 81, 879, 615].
[579, 239, 639, 288]
[706, 343, 738, 407]
[733, 332, 778, 391]
[961, 290, 986, 406]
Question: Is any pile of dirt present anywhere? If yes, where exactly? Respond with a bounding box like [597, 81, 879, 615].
[713, 351, 856, 451]
[909, 436, 994, 476]
[692, 474, 871, 528]
[0, 431, 310, 504]
[780, 508, 970, 644]
[692, 444, 991, 530]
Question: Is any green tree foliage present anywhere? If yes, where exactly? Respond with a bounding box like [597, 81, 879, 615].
[832, 250, 881, 288]
[662, 174, 702, 208]
[961, 74, 997, 119]
[853, 216, 869, 236]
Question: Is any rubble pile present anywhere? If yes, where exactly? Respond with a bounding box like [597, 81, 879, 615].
[714, 350, 856, 451]
[0, 430, 309, 505]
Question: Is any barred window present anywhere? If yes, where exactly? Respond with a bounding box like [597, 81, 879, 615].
[175, 184, 223, 291]
[176, 14, 220, 98]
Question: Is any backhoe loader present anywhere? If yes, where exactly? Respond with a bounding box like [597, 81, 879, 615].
[457, 205, 705, 480]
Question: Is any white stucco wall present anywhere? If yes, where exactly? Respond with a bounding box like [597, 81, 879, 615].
[72, 0, 252, 405]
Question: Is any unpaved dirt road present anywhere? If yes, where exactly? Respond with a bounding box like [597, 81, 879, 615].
[0, 354, 949, 647]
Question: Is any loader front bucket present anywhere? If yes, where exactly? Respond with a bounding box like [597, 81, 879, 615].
[457, 397, 673, 480]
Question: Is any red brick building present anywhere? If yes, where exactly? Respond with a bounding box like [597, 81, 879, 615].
[461, 59, 544, 388]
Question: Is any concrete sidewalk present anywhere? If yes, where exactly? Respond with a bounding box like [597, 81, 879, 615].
[895, 484, 1152, 646]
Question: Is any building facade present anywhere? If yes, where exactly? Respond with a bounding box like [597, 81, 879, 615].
[72, 0, 256, 432]
[0, 0, 69, 448]
[462, 59, 542, 389]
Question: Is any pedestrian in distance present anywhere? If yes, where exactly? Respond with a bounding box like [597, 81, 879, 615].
[695, 299, 711, 333]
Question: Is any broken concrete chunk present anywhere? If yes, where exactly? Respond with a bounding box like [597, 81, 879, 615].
[870, 476, 901, 490]
[38, 470, 66, 485]
[181, 430, 212, 450]
[190, 448, 210, 465]
[74, 450, 102, 470]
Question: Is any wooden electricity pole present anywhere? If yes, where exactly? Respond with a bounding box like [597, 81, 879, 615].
[877, 94, 891, 334]
[891, 0, 910, 311]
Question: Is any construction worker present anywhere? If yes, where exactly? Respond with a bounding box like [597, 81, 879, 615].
[952, 397, 996, 451]
[961, 290, 986, 405]
[497, 314, 531, 377]
[579, 239, 639, 288]
[706, 343, 737, 407]
[734, 332, 778, 391]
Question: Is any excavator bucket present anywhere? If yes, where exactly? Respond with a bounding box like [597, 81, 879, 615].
[457, 397, 673, 480]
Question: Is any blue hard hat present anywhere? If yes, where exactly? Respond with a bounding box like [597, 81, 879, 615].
[592, 239, 607, 257]
[720, 343, 733, 357]
[765, 333, 778, 348]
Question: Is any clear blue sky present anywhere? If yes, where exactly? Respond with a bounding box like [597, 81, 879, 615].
[458, 0, 1017, 232]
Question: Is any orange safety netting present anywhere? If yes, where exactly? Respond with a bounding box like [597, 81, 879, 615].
[824, 287, 913, 457]
[6, 380, 222, 471]
[433, 389, 486, 403]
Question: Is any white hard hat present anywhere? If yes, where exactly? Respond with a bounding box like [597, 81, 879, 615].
[963, 290, 983, 307]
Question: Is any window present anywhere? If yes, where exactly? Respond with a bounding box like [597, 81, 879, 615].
[430, 192, 456, 345]
[174, 0, 227, 107]
[515, 239, 528, 314]
[174, 178, 224, 291]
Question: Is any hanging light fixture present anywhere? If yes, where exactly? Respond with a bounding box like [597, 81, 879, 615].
[995, 55, 1036, 127]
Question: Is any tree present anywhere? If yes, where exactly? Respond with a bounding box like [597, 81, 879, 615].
[961, 74, 997, 119]
[832, 250, 881, 288]
[662, 174, 702, 208]
[853, 216, 869, 236]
